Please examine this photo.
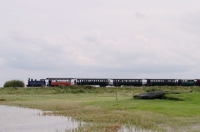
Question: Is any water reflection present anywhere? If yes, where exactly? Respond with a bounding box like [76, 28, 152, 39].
[118, 125, 153, 132]
[0, 105, 79, 132]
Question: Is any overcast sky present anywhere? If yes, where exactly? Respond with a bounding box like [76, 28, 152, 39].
[1, 0, 200, 86]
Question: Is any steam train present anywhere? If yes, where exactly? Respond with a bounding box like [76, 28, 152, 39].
[27, 78, 200, 87]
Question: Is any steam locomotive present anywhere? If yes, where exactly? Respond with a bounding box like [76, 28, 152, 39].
[27, 78, 200, 87]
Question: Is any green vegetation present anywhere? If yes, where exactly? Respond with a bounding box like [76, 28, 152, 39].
[0, 86, 200, 131]
[3, 80, 25, 87]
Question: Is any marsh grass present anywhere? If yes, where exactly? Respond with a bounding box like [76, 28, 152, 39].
[0, 86, 200, 131]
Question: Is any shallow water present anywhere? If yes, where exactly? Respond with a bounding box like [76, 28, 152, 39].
[0, 105, 154, 132]
[0, 105, 79, 132]
[118, 125, 153, 132]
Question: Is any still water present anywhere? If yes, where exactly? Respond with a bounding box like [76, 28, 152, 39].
[0, 105, 153, 132]
[0, 105, 79, 132]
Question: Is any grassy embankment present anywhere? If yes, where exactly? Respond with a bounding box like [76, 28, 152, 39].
[0, 86, 200, 132]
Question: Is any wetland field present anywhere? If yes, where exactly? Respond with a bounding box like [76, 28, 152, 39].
[1, 86, 200, 132]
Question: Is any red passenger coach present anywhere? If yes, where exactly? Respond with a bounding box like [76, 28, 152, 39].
[47, 78, 73, 87]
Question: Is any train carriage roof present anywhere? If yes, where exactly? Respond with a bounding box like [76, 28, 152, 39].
[146, 79, 176, 80]
[76, 78, 109, 80]
[113, 78, 143, 80]
[47, 78, 74, 80]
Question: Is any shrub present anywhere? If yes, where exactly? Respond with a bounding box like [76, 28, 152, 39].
[4, 80, 25, 87]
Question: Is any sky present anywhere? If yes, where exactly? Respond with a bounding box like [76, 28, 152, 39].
[1, 0, 200, 87]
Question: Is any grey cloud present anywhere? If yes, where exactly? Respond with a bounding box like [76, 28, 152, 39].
[135, 12, 145, 20]
[1, 0, 200, 86]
